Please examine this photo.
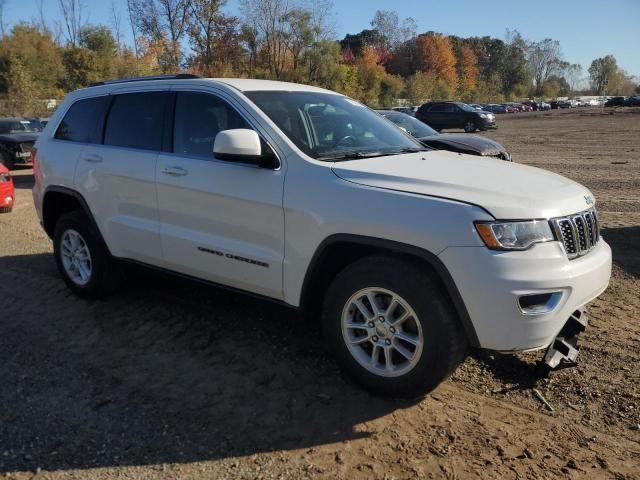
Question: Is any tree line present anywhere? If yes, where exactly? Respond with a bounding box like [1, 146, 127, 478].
[0, 0, 638, 116]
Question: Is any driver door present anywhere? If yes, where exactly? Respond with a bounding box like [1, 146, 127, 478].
[155, 90, 286, 300]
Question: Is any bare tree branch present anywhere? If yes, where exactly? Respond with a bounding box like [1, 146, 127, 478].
[58, 0, 86, 47]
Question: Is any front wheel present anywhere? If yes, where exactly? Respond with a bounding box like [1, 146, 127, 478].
[464, 121, 477, 133]
[322, 256, 467, 397]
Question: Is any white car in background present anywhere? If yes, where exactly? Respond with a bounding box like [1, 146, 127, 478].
[32, 76, 612, 397]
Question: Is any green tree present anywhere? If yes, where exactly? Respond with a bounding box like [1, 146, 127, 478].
[405, 71, 435, 104]
[0, 23, 64, 97]
[304, 39, 343, 89]
[526, 38, 564, 95]
[588, 55, 617, 95]
[62, 47, 101, 90]
[80, 25, 117, 79]
[378, 73, 404, 106]
[500, 31, 529, 98]
[2, 56, 40, 116]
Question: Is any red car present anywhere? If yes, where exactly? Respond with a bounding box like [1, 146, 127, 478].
[0, 163, 15, 213]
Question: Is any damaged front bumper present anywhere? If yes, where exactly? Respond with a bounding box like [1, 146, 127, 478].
[543, 308, 588, 369]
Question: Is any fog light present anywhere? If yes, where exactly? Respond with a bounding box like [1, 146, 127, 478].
[518, 292, 562, 315]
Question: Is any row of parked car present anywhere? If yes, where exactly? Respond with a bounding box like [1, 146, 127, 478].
[604, 96, 640, 107]
[0, 117, 47, 213]
[393, 95, 640, 119]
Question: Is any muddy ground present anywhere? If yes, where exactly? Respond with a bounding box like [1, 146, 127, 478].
[0, 107, 638, 479]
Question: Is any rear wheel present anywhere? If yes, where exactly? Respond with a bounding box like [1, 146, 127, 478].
[53, 210, 119, 298]
[322, 256, 467, 397]
[464, 120, 477, 133]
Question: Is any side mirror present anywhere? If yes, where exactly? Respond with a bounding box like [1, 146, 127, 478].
[214, 129, 261, 162]
[213, 129, 280, 169]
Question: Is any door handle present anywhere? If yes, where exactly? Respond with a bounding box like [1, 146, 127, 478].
[161, 166, 188, 177]
[82, 154, 103, 163]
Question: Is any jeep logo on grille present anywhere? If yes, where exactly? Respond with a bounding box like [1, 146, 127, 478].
[584, 195, 594, 205]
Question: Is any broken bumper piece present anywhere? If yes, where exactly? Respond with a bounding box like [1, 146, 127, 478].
[543, 309, 588, 369]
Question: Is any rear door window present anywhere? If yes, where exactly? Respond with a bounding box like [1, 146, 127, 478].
[104, 92, 167, 151]
[55, 96, 109, 143]
[427, 104, 446, 112]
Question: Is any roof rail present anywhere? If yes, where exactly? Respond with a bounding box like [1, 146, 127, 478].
[89, 73, 201, 87]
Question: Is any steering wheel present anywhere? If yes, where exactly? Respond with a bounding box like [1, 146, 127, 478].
[335, 135, 357, 147]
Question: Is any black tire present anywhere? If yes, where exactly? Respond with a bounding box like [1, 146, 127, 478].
[322, 255, 467, 398]
[463, 120, 477, 133]
[53, 210, 119, 298]
[0, 151, 14, 170]
[0, 206, 12, 213]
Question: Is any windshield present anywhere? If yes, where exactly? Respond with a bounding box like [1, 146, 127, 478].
[0, 120, 36, 134]
[382, 112, 438, 138]
[246, 91, 424, 160]
[457, 103, 477, 112]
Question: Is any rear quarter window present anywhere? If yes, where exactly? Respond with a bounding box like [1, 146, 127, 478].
[55, 96, 109, 143]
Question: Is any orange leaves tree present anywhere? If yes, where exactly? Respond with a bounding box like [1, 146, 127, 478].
[416, 34, 457, 95]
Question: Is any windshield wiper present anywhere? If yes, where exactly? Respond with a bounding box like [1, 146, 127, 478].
[318, 147, 427, 161]
[318, 150, 393, 161]
[396, 146, 429, 153]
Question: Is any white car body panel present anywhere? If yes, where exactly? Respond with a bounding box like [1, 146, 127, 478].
[331, 152, 594, 219]
[33, 78, 612, 353]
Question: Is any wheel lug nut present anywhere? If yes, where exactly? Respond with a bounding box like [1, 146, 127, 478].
[378, 316, 385, 322]
[372, 336, 379, 342]
[368, 321, 374, 328]
[390, 327, 396, 333]
[385, 339, 391, 345]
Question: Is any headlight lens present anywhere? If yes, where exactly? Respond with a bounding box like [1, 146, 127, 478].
[479, 113, 487, 118]
[0, 173, 10, 182]
[475, 220, 554, 250]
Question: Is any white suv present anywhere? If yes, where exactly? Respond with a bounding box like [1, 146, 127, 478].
[33, 76, 612, 397]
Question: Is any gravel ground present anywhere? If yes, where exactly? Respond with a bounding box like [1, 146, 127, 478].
[0, 107, 639, 479]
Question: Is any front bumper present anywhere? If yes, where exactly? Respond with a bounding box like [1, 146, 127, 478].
[439, 239, 612, 351]
[0, 185, 14, 208]
[478, 119, 497, 130]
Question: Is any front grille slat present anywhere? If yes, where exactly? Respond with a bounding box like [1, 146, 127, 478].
[552, 208, 599, 260]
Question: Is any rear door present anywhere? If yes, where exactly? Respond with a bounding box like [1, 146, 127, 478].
[426, 103, 448, 129]
[440, 104, 460, 128]
[74, 88, 169, 265]
[155, 89, 285, 299]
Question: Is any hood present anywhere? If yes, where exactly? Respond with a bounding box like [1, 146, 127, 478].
[0, 133, 39, 143]
[421, 133, 506, 156]
[331, 151, 594, 219]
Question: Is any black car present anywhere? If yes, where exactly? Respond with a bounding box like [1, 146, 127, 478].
[378, 110, 511, 161]
[605, 96, 628, 107]
[628, 96, 640, 106]
[415, 101, 497, 133]
[0, 118, 39, 170]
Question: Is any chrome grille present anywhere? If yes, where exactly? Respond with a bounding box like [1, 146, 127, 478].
[551, 209, 600, 259]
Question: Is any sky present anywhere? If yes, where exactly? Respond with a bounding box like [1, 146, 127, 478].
[3, 0, 640, 79]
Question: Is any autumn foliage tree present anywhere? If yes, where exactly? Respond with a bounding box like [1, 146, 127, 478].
[457, 45, 478, 98]
[416, 34, 457, 94]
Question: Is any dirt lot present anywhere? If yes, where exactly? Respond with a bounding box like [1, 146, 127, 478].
[1, 107, 639, 479]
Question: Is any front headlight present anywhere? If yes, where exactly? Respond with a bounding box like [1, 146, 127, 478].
[475, 220, 554, 250]
[479, 113, 487, 118]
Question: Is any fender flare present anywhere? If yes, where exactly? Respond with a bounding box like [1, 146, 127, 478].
[300, 234, 480, 347]
[42, 185, 112, 254]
